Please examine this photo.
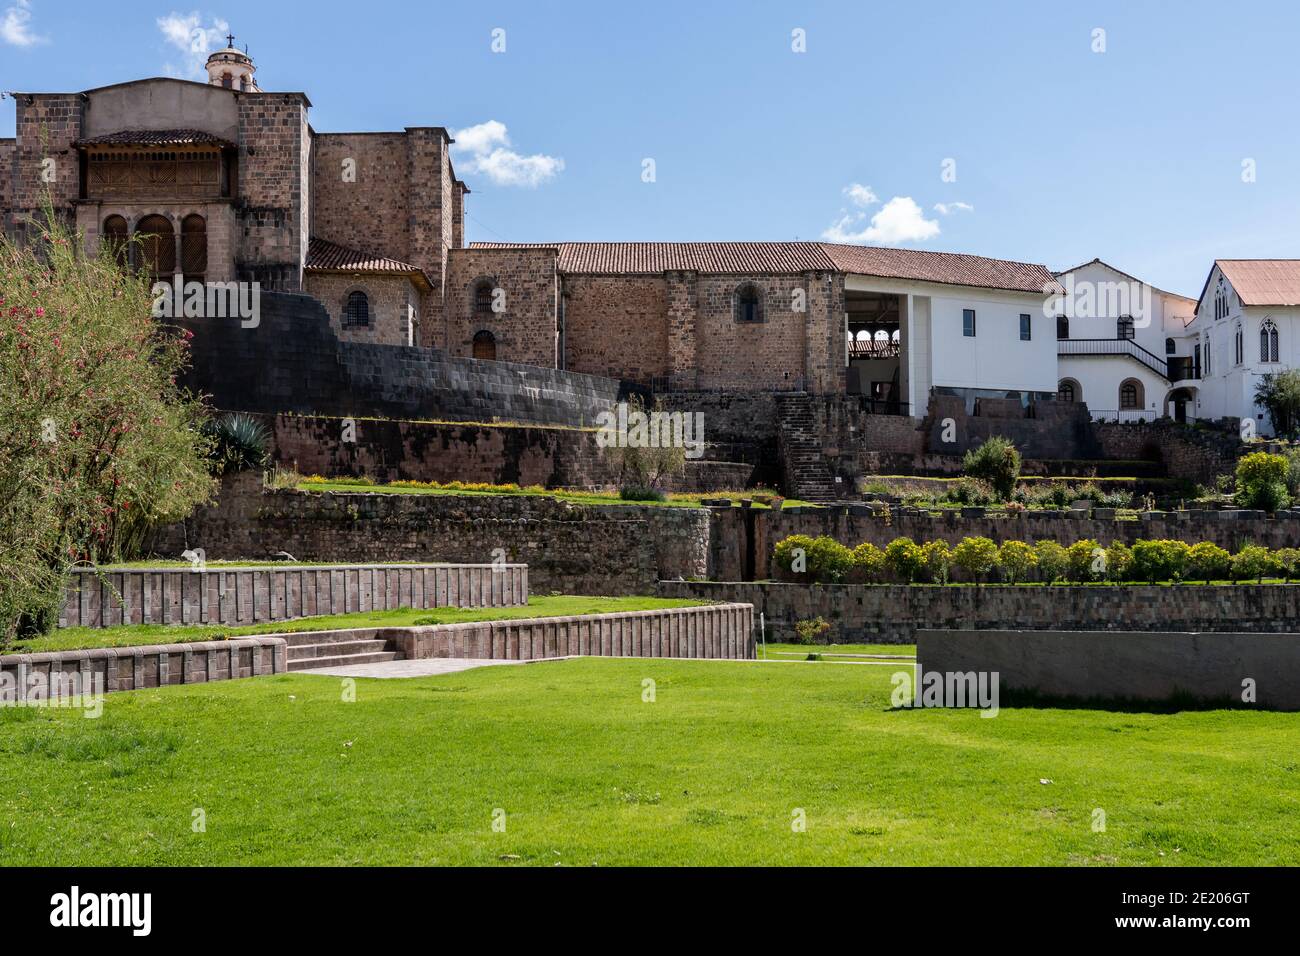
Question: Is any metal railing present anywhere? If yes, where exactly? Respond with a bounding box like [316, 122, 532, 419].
[1088, 408, 1158, 424]
[1057, 338, 1168, 379]
[849, 340, 901, 359]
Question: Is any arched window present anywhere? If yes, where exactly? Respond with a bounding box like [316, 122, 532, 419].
[734, 283, 763, 323]
[1117, 315, 1135, 340]
[1119, 379, 1143, 410]
[1056, 315, 1069, 340]
[343, 290, 371, 328]
[472, 330, 497, 361]
[134, 215, 175, 280]
[102, 215, 128, 268]
[221, 72, 233, 89]
[1261, 319, 1279, 363]
[474, 280, 496, 315]
[240, 75, 250, 91]
[1165, 337, 1176, 355]
[180, 214, 207, 282]
[1057, 380, 1078, 403]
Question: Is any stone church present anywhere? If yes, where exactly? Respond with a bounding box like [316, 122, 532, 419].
[2, 38, 1061, 410]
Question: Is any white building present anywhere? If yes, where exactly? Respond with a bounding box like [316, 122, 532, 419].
[1181, 260, 1300, 436]
[1051, 259, 1197, 423]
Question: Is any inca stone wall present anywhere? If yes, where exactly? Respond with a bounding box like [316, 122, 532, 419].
[657, 579, 1300, 645]
[1095, 420, 1241, 485]
[147, 475, 712, 596]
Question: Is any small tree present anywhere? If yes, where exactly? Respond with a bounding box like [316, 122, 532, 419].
[1131, 539, 1190, 584]
[598, 395, 687, 496]
[1034, 540, 1068, 583]
[921, 540, 953, 584]
[998, 539, 1037, 584]
[851, 542, 886, 583]
[1232, 545, 1272, 584]
[1235, 451, 1291, 512]
[1187, 541, 1231, 584]
[1253, 370, 1300, 440]
[1273, 547, 1300, 583]
[952, 536, 1000, 584]
[884, 537, 925, 583]
[1104, 541, 1134, 583]
[962, 437, 1021, 501]
[1066, 539, 1103, 583]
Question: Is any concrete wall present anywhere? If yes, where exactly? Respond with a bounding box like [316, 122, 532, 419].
[62, 563, 528, 629]
[0, 638, 286, 699]
[655, 579, 1300, 645]
[391, 602, 755, 661]
[82, 79, 240, 142]
[917, 629, 1300, 709]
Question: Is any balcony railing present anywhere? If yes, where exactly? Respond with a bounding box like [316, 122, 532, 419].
[849, 340, 901, 359]
[1057, 338, 1168, 379]
[1088, 408, 1158, 424]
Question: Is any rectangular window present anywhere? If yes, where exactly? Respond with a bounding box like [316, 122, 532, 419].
[1019, 314, 1031, 341]
[963, 309, 976, 337]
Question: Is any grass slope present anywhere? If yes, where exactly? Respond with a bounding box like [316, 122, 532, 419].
[1, 658, 1297, 866]
[8, 596, 701, 655]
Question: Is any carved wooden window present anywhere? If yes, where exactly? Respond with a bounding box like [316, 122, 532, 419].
[181, 214, 207, 282]
[135, 215, 175, 281]
[87, 148, 224, 200]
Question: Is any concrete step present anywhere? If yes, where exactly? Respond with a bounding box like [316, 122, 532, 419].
[287, 639, 390, 660]
[287, 651, 403, 671]
[279, 630, 385, 648]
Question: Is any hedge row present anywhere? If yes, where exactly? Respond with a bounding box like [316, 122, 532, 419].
[772, 534, 1299, 585]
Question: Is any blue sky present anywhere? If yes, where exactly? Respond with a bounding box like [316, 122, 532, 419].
[2, 0, 1297, 295]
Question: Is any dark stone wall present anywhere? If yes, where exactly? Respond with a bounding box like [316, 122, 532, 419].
[177, 291, 620, 427]
[657, 579, 1300, 645]
[1095, 421, 1241, 485]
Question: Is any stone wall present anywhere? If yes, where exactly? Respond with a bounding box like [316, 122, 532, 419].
[918, 629, 1300, 710]
[62, 562, 527, 629]
[309, 132, 411, 265]
[147, 476, 712, 596]
[445, 247, 559, 366]
[391, 603, 755, 661]
[0, 638, 287, 699]
[1095, 421, 1241, 485]
[8, 94, 82, 239]
[0, 138, 14, 238]
[657, 580, 1300, 645]
[236, 93, 310, 289]
[304, 273, 421, 347]
[564, 275, 670, 382]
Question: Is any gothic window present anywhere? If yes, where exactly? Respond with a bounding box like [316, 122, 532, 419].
[102, 215, 128, 268]
[734, 283, 763, 323]
[1117, 315, 1135, 340]
[1261, 319, 1279, 363]
[472, 329, 497, 361]
[180, 214, 207, 282]
[134, 214, 175, 281]
[343, 290, 371, 328]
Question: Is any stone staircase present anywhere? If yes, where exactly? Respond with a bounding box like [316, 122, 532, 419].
[283, 629, 404, 671]
[775, 392, 841, 502]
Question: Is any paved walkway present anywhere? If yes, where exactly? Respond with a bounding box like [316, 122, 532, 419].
[294, 657, 568, 679]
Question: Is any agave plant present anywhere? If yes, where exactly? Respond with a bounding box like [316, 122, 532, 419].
[204, 412, 270, 475]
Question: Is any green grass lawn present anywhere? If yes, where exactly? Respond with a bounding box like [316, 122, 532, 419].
[1, 657, 1297, 866]
[758, 642, 914, 660]
[6, 595, 702, 656]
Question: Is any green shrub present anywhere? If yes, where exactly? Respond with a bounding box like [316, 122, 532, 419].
[203, 412, 270, 476]
[1130, 539, 1190, 583]
[884, 537, 925, 583]
[1066, 539, 1103, 583]
[851, 542, 886, 582]
[1034, 541, 1068, 583]
[792, 616, 832, 645]
[619, 485, 667, 502]
[1274, 547, 1300, 582]
[962, 437, 1021, 500]
[948, 476, 996, 507]
[998, 540, 1037, 584]
[1283, 448, 1300, 496]
[1235, 452, 1291, 511]
[1232, 545, 1273, 583]
[1104, 541, 1133, 583]
[921, 540, 953, 584]
[952, 536, 1000, 583]
[1187, 542, 1232, 583]
[774, 535, 816, 575]
[773, 534, 852, 583]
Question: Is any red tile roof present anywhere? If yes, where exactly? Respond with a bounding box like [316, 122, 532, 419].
[1214, 260, 1300, 307]
[75, 128, 235, 148]
[306, 237, 431, 290]
[468, 241, 1055, 292]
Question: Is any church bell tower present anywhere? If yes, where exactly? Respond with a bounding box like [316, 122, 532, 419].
[205, 33, 260, 92]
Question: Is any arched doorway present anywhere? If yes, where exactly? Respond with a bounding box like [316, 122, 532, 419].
[472, 330, 497, 361]
[1165, 387, 1196, 424]
[134, 215, 175, 281]
[180, 214, 207, 282]
[102, 215, 129, 268]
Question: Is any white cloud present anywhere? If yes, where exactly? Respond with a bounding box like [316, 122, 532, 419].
[934, 201, 974, 215]
[2, 1, 46, 47]
[844, 182, 879, 207]
[823, 195, 940, 244]
[451, 120, 564, 188]
[157, 11, 229, 78]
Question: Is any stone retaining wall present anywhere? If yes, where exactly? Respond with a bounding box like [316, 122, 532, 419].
[62, 563, 528, 629]
[918, 629, 1300, 710]
[0, 638, 287, 699]
[388, 603, 754, 661]
[147, 474, 711, 596]
[655, 580, 1300, 645]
